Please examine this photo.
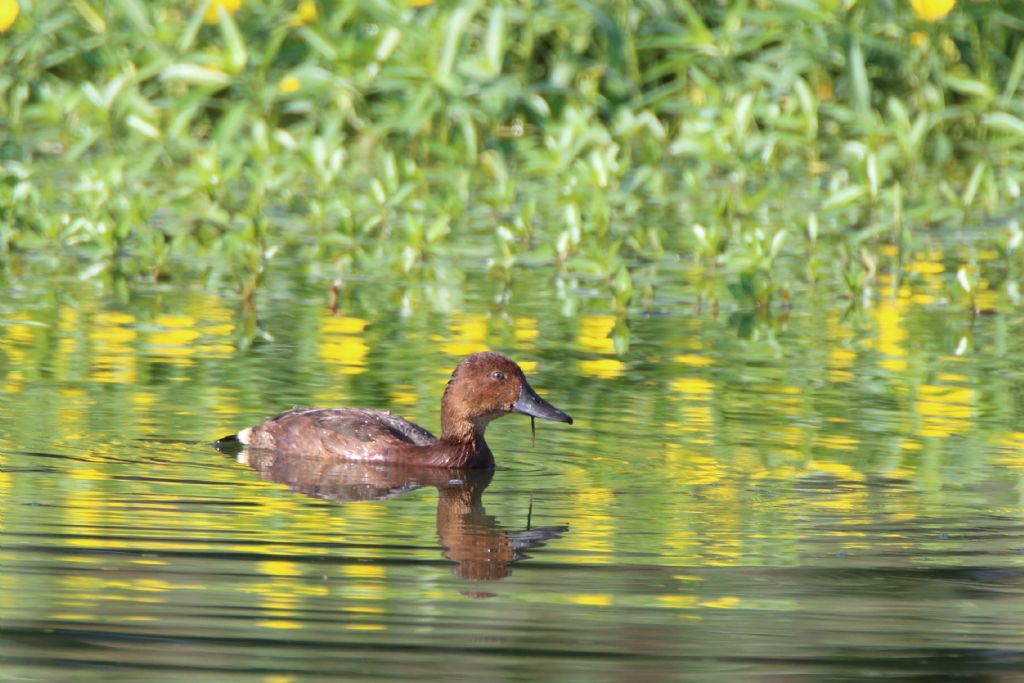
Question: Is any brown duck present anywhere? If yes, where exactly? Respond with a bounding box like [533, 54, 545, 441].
[218, 352, 573, 469]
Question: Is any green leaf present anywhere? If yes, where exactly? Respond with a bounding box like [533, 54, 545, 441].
[178, 0, 208, 52]
[218, 6, 248, 73]
[769, 229, 787, 260]
[732, 92, 755, 145]
[866, 153, 878, 199]
[612, 264, 632, 300]
[125, 115, 160, 140]
[161, 64, 231, 89]
[962, 161, 986, 208]
[1005, 43, 1024, 100]
[983, 112, 1024, 138]
[110, 0, 151, 35]
[822, 185, 867, 211]
[484, 5, 505, 76]
[375, 27, 401, 62]
[458, 111, 478, 162]
[298, 27, 339, 60]
[612, 317, 630, 355]
[794, 77, 817, 135]
[438, 6, 474, 79]
[849, 39, 871, 118]
[71, 0, 107, 33]
[943, 74, 994, 101]
[674, 0, 712, 45]
[426, 217, 451, 243]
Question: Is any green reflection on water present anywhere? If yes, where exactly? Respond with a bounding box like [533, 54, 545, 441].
[2, 259, 1024, 679]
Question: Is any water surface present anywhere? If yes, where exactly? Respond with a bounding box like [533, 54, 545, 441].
[2, 254, 1024, 680]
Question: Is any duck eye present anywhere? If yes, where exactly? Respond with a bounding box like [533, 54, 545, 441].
[490, 371, 506, 381]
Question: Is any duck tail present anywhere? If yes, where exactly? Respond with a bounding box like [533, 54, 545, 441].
[212, 433, 241, 451]
[213, 427, 253, 451]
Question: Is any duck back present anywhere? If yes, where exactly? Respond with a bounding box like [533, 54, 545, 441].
[240, 407, 438, 460]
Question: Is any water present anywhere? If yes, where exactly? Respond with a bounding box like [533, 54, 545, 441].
[2, 254, 1024, 681]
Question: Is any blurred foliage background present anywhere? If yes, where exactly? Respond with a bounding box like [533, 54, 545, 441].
[1, 0, 1023, 309]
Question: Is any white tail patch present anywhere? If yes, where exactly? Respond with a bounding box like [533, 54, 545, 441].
[238, 427, 252, 445]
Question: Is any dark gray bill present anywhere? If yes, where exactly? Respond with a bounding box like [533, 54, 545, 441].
[512, 380, 573, 424]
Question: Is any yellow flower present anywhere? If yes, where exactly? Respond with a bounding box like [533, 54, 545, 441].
[204, 0, 241, 24]
[408, 0, 435, 6]
[910, 0, 955, 21]
[0, 0, 19, 32]
[289, 0, 317, 27]
[278, 75, 301, 93]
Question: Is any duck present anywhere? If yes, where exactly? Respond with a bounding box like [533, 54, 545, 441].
[216, 352, 572, 469]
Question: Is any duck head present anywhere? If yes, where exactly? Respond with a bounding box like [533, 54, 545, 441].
[440, 352, 572, 442]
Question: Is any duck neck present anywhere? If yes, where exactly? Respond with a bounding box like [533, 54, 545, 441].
[439, 414, 493, 468]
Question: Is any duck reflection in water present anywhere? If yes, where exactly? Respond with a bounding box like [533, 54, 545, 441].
[235, 448, 568, 582]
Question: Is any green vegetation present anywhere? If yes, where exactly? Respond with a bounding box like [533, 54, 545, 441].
[1, 0, 1023, 309]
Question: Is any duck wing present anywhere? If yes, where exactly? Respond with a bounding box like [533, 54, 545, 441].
[306, 408, 437, 446]
[244, 407, 437, 456]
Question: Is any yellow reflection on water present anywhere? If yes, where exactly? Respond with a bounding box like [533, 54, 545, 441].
[1, 314, 39, 392]
[674, 354, 713, 367]
[514, 316, 539, 342]
[908, 252, 947, 306]
[319, 311, 370, 378]
[872, 296, 908, 372]
[664, 445, 723, 485]
[578, 315, 616, 354]
[657, 594, 699, 609]
[0, 458, 8, 531]
[568, 593, 613, 606]
[249, 560, 327, 629]
[817, 435, 860, 451]
[701, 595, 741, 609]
[4, 314, 36, 346]
[260, 620, 303, 630]
[260, 560, 302, 577]
[441, 313, 489, 356]
[824, 309, 856, 382]
[192, 295, 236, 357]
[389, 384, 419, 406]
[916, 384, 975, 438]
[562, 482, 615, 562]
[579, 358, 624, 378]
[88, 311, 138, 383]
[669, 376, 713, 397]
[323, 316, 369, 335]
[148, 314, 201, 366]
[668, 369, 716, 445]
[806, 461, 866, 483]
[973, 281, 998, 312]
[578, 314, 624, 378]
[208, 386, 242, 421]
[342, 564, 385, 579]
[995, 432, 1024, 470]
[827, 348, 856, 383]
[55, 388, 91, 442]
[909, 255, 945, 275]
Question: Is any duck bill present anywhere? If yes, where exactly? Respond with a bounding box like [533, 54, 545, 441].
[512, 380, 573, 424]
